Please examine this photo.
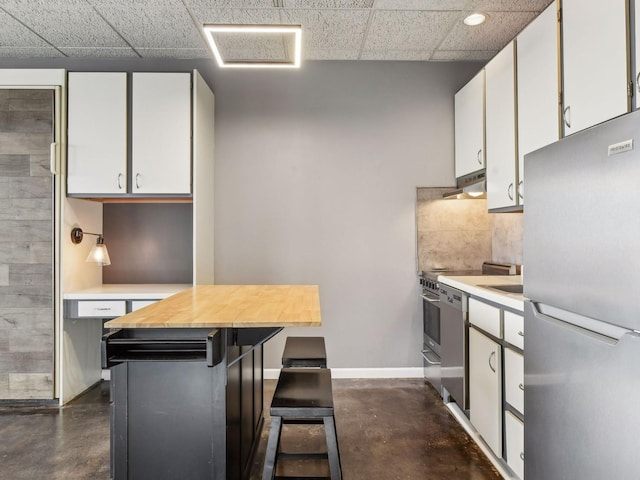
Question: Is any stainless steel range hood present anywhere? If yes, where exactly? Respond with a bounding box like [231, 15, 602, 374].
[443, 169, 486, 199]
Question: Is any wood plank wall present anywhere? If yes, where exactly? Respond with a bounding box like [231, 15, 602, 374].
[0, 89, 54, 400]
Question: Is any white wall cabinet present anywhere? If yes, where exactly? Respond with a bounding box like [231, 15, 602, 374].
[67, 72, 127, 195]
[454, 70, 485, 179]
[486, 41, 517, 210]
[469, 326, 503, 455]
[561, 0, 629, 135]
[132, 73, 191, 194]
[516, 3, 559, 203]
[67, 71, 193, 197]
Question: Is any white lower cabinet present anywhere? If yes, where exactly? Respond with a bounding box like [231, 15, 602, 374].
[469, 326, 503, 455]
[505, 348, 524, 414]
[505, 411, 525, 479]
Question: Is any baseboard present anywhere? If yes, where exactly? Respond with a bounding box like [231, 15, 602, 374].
[264, 367, 423, 380]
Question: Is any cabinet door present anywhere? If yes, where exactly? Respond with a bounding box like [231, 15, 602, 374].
[132, 72, 191, 194]
[469, 327, 502, 455]
[562, 0, 629, 135]
[516, 3, 559, 203]
[504, 347, 524, 414]
[67, 72, 127, 194]
[454, 70, 485, 178]
[505, 411, 525, 479]
[486, 41, 517, 210]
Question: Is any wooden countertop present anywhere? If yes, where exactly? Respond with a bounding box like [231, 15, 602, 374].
[104, 285, 322, 329]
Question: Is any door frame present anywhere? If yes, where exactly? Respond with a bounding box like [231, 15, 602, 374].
[0, 69, 66, 403]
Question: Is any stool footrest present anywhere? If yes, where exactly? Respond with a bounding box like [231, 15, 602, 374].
[275, 476, 330, 480]
[277, 452, 328, 461]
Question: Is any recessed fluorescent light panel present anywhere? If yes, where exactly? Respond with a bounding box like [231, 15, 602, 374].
[203, 24, 302, 69]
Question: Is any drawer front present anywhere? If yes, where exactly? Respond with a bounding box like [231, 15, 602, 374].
[504, 310, 524, 349]
[77, 300, 126, 318]
[505, 410, 524, 479]
[469, 297, 501, 338]
[131, 300, 158, 312]
[505, 348, 524, 414]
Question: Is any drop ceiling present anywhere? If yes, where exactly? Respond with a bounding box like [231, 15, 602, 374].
[0, 0, 554, 62]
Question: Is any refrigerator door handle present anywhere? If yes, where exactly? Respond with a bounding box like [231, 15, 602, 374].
[531, 301, 631, 343]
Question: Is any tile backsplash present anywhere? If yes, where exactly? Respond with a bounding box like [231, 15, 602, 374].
[416, 187, 524, 272]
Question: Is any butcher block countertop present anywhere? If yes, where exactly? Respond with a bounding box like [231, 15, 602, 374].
[104, 285, 322, 329]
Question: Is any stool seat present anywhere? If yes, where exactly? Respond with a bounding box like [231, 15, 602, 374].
[282, 336, 327, 368]
[271, 368, 334, 416]
[263, 368, 342, 480]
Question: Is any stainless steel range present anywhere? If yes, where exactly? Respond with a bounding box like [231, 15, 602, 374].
[419, 262, 517, 403]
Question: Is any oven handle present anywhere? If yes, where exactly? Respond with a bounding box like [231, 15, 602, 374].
[421, 349, 441, 365]
[421, 294, 440, 303]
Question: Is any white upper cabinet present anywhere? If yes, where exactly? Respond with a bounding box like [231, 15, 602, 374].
[561, 0, 629, 135]
[486, 41, 517, 210]
[67, 72, 127, 195]
[516, 3, 560, 204]
[132, 73, 192, 194]
[454, 70, 485, 179]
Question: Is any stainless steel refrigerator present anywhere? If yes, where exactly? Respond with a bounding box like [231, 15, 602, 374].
[523, 110, 640, 479]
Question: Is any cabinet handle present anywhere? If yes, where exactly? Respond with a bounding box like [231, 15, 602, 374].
[117, 173, 124, 190]
[520, 452, 525, 461]
[135, 173, 141, 189]
[563, 105, 571, 128]
[519, 383, 525, 391]
[518, 330, 524, 337]
[488, 351, 496, 373]
[477, 149, 483, 165]
[517, 180, 523, 200]
[637, 72, 640, 94]
[507, 183, 514, 201]
[49, 142, 59, 175]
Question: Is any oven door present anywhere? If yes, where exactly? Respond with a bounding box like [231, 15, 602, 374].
[421, 292, 442, 396]
[422, 292, 441, 356]
[421, 344, 441, 396]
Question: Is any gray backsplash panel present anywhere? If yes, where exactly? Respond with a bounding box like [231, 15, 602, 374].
[102, 203, 193, 284]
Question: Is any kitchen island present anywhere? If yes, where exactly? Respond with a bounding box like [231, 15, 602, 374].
[102, 285, 321, 480]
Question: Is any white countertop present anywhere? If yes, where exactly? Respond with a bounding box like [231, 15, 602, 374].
[438, 275, 525, 312]
[63, 284, 192, 300]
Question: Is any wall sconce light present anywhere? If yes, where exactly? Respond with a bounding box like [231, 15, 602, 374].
[71, 227, 111, 266]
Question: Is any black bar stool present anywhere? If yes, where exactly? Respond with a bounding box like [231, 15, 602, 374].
[281, 336, 327, 368]
[262, 368, 342, 480]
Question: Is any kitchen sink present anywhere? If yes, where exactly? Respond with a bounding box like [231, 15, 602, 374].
[481, 284, 524, 294]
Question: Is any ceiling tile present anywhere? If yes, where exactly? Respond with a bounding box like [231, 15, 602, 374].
[58, 47, 139, 57]
[137, 48, 211, 59]
[439, 10, 535, 51]
[0, 47, 64, 57]
[362, 10, 458, 58]
[89, 2, 205, 49]
[0, 0, 127, 48]
[0, 9, 50, 47]
[468, 0, 553, 12]
[360, 49, 434, 60]
[431, 49, 496, 61]
[188, 7, 281, 25]
[211, 31, 295, 62]
[283, 0, 374, 7]
[281, 9, 369, 60]
[183, 0, 276, 8]
[373, 0, 470, 10]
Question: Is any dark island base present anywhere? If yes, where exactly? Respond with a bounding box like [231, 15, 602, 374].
[103, 327, 282, 480]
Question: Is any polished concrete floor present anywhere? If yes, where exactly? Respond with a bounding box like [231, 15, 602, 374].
[0, 379, 499, 479]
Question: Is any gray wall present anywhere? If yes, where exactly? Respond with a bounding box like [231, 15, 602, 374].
[211, 61, 479, 369]
[0, 57, 479, 370]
